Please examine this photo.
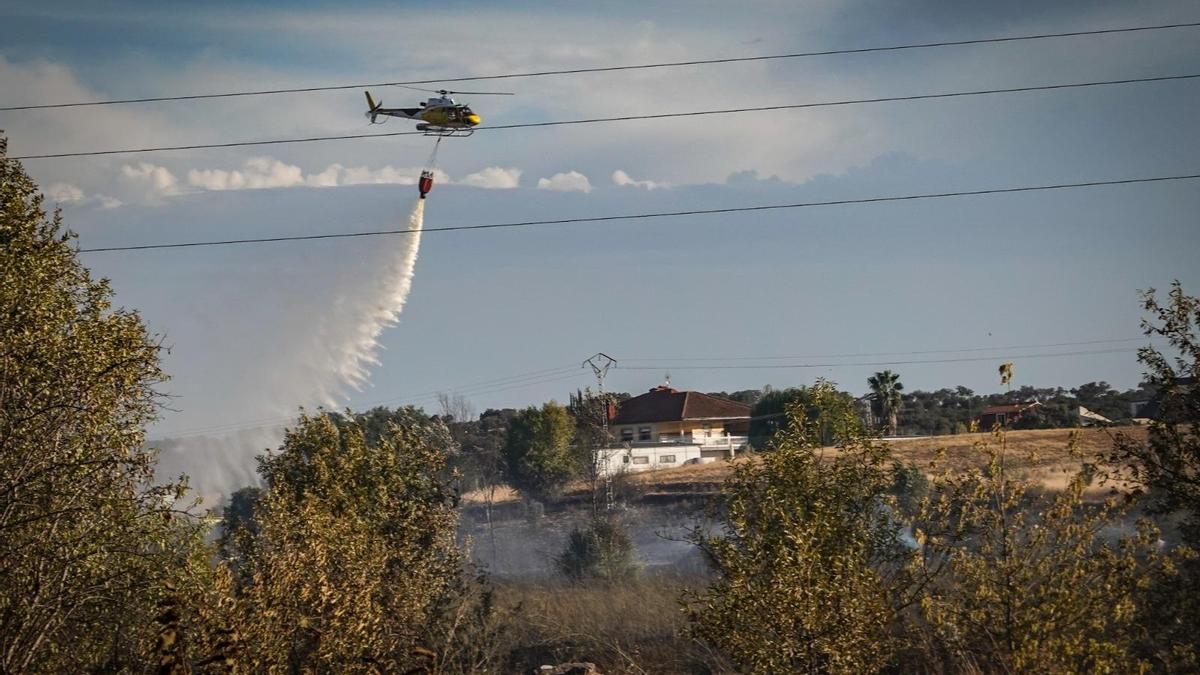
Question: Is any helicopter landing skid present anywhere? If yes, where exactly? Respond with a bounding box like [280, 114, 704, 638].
[416, 125, 474, 138]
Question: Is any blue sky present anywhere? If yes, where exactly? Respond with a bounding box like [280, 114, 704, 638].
[3, 0, 1199, 447]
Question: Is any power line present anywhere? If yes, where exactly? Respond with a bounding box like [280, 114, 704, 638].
[163, 364, 579, 436]
[616, 347, 1139, 371]
[3, 20, 1198, 111]
[618, 336, 1155, 361]
[12, 72, 1199, 160]
[77, 172, 1200, 253]
[158, 366, 585, 439]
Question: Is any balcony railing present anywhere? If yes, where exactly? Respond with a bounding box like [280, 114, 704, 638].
[610, 434, 748, 449]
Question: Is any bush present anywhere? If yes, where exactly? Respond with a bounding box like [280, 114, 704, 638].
[687, 382, 915, 673]
[556, 517, 638, 583]
[223, 413, 461, 672]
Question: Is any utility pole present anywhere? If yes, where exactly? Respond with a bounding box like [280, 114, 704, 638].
[583, 353, 617, 511]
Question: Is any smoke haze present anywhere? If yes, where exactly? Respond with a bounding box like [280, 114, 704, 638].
[154, 198, 427, 502]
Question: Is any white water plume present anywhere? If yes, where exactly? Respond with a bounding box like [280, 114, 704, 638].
[154, 198, 426, 502]
[309, 198, 426, 397]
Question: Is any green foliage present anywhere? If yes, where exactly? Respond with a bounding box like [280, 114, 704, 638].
[1109, 282, 1200, 543]
[0, 141, 215, 672]
[556, 517, 638, 583]
[748, 386, 808, 448]
[503, 401, 576, 502]
[1105, 281, 1200, 664]
[568, 388, 616, 515]
[224, 412, 461, 672]
[217, 485, 262, 573]
[749, 385, 858, 449]
[453, 407, 515, 492]
[349, 403, 456, 453]
[868, 369, 904, 435]
[687, 382, 914, 673]
[915, 430, 1153, 672]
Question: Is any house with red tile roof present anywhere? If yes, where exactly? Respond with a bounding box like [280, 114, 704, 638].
[602, 385, 750, 473]
[977, 401, 1042, 429]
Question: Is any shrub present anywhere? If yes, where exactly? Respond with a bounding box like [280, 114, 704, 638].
[687, 382, 916, 673]
[556, 517, 638, 583]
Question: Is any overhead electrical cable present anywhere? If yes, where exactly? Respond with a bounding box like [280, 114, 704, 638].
[3, 20, 1198, 111]
[618, 336, 1155, 361]
[164, 364, 580, 437]
[76, 172, 1200, 253]
[11, 72, 1200, 160]
[158, 366, 585, 439]
[616, 347, 1139, 371]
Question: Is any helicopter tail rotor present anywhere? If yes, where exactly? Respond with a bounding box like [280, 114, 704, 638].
[364, 91, 383, 123]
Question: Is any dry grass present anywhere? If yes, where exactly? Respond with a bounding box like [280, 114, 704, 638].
[494, 576, 732, 674]
[460, 427, 1149, 505]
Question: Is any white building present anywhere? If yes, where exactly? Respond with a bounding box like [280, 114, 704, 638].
[599, 385, 750, 475]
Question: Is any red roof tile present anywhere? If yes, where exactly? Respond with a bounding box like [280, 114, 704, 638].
[611, 386, 750, 424]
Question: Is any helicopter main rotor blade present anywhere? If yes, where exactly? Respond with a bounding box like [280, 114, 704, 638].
[389, 84, 514, 96]
[439, 89, 515, 95]
[392, 84, 446, 94]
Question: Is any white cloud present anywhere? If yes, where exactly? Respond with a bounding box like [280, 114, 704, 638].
[120, 162, 180, 199]
[42, 182, 123, 209]
[537, 171, 592, 193]
[187, 157, 304, 191]
[458, 166, 521, 189]
[612, 169, 667, 190]
[45, 182, 84, 203]
[303, 164, 451, 187]
[304, 164, 343, 188]
[338, 165, 418, 186]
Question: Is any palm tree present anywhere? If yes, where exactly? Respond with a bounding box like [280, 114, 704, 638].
[867, 370, 904, 435]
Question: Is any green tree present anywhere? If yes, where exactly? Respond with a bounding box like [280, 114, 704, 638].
[217, 485, 262, 566]
[748, 386, 807, 448]
[868, 370, 904, 435]
[916, 429, 1152, 672]
[224, 412, 461, 672]
[1105, 282, 1200, 664]
[502, 402, 576, 502]
[687, 382, 916, 673]
[0, 138, 214, 672]
[568, 388, 615, 515]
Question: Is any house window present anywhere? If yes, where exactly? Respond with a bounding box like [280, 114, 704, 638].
[638, 426, 652, 441]
[622, 455, 630, 464]
[659, 455, 676, 463]
[620, 428, 633, 442]
[703, 424, 712, 438]
[631, 456, 649, 465]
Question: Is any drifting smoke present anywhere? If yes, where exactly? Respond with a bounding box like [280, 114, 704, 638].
[155, 199, 426, 502]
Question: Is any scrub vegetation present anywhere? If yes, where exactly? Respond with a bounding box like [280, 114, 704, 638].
[3, 145, 1199, 672]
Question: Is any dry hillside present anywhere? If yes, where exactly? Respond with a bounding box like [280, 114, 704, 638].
[462, 427, 1149, 505]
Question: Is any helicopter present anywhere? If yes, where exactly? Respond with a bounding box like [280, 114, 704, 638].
[364, 86, 512, 137]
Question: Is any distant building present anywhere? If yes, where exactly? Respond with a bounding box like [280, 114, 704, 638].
[977, 401, 1042, 429]
[600, 385, 750, 474]
[1076, 405, 1112, 426]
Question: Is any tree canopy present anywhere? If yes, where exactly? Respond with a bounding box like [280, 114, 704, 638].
[0, 140, 210, 672]
[502, 402, 576, 502]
